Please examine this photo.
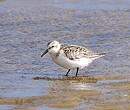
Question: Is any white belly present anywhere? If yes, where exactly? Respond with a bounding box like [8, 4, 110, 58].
[51, 54, 93, 69]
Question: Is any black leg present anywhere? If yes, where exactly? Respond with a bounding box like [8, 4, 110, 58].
[76, 68, 79, 77]
[65, 69, 71, 76]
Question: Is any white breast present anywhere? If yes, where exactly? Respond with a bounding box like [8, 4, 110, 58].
[50, 52, 93, 69]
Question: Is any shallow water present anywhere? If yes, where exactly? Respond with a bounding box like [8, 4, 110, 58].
[0, 0, 130, 110]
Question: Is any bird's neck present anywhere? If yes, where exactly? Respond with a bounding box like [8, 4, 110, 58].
[49, 49, 60, 58]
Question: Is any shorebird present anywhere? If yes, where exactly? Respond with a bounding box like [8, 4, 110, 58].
[41, 41, 105, 77]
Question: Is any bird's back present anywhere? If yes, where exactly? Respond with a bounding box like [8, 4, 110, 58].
[59, 44, 105, 60]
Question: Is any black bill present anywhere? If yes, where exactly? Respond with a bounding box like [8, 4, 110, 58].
[41, 49, 48, 57]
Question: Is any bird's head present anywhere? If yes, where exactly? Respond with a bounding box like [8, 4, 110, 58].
[41, 41, 61, 57]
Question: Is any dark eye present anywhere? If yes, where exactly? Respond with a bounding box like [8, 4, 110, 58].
[52, 46, 54, 48]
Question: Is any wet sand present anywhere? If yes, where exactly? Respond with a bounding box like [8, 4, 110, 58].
[0, 0, 130, 110]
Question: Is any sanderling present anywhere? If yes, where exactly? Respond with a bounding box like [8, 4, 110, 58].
[41, 41, 105, 77]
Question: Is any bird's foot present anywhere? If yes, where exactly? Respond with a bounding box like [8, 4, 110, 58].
[64, 74, 69, 77]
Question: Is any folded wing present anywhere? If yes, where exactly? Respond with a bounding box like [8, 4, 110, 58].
[61, 45, 105, 60]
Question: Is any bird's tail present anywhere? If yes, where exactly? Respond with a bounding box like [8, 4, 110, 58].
[91, 53, 106, 60]
[98, 53, 106, 57]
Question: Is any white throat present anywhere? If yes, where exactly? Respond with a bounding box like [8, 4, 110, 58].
[48, 45, 61, 57]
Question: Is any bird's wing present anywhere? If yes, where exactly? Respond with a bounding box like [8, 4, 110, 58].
[61, 45, 103, 60]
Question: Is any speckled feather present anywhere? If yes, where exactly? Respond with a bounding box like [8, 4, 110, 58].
[59, 45, 105, 60]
